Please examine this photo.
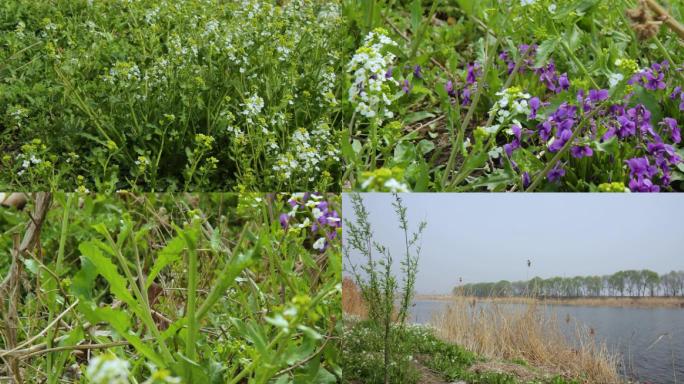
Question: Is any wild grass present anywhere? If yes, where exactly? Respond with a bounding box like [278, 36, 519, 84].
[430, 297, 622, 384]
[0, 192, 341, 383]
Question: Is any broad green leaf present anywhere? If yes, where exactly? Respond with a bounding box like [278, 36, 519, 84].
[71, 256, 98, 300]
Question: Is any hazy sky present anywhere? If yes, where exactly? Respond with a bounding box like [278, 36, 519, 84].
[342, 193, 684, 294]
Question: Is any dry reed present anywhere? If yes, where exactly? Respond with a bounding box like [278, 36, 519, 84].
[417, 294, 684, 309]
[430, 297, 622, 383]
[343, 277, 368, 319]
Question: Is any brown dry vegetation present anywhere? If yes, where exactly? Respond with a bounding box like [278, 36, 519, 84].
[416, 294, 684, 309]
[343, 277, 367, 318]
[430, 297, 622, 384]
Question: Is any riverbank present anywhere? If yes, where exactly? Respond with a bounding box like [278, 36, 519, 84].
[343, 318, 591, 384]
[415, 295, 684, 309]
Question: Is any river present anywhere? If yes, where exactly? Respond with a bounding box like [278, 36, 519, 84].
[411, 300, 684, 384]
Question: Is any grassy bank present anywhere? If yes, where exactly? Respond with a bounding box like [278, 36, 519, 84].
[343, 319, 586, 384]
[416, 295, 684, 309]
[343, 281, 621, 383]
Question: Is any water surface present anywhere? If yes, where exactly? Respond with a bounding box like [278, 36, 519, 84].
[411, 300, 684, 384]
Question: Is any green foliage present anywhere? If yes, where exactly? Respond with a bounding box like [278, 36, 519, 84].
[0, 193, 341, 383]
[0, 0, 348, 191]
[343, 321, 581, 384]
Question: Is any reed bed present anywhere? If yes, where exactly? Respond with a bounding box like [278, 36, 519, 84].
[430, 297, 622, 383]
[417, 295, 684, 309]
[342, 277, 367, 319]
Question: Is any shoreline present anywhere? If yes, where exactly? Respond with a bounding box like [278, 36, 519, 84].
[414, 295, 684, 309]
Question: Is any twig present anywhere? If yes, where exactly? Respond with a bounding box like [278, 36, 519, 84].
[643, 0, 684, 40]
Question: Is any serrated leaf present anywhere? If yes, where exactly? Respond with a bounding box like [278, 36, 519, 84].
[79, 241, 136, 308]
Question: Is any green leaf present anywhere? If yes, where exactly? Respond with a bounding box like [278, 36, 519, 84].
[593, 136, 618, 155]
[534, 38, 560, 68]
[78, 241, 136, 308]
[402, 111, 435, 125]
[417, 139, 435, 155]
[71, 256, 98, 300]
[146, 235, 185, 289]
[470, 169, 515, 191]
[393, 142, 416, 165]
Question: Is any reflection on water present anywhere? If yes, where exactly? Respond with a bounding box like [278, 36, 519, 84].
[411, 300, 684, 384]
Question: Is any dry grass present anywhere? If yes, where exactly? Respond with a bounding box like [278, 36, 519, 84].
[342, 277, 367, 318]
[417, 294, 684, 309]
[430, 297, 622, 384]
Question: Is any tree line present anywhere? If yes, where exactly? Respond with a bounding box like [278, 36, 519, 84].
[453, 270, 684, 298]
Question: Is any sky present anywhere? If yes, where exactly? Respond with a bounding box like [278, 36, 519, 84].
[342, 193, 684, 294]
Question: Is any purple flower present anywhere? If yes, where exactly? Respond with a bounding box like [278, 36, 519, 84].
[570, 145, 593, 158]
[402, 79, 411, 94]
[385, 67, 393, 79]
[529, 97, 541, 119]
[279, 213, 290, 230]
[413, 65, 422, 79]
[625, 156, 662, 191]
[588, 89, 609, 103]
[466, 62, 481, 84]
[660, 118, 681, 143]
[670, 87, 684, 111]
[445, 80, 456, 97]
[629, 177, 660, 192]
[522, 172, 531, 189]
[629, 61, 668, 91]
[547, 164, 565, 183]
[461, 87, 472, 105]
[558, 73, 570, 90]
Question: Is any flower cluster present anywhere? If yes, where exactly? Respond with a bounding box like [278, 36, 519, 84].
[445, 62, 481, 106]
[628, 61, 668, 91]
[280, 193, 340, 252]
[86, 355, 131, 384]
[347, 28, 399, 121]
[272, 123, 338, 183]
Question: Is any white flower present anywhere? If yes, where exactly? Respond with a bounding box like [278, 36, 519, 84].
[608, 72, 624, 88]
[347, 29, 398, 122]
[521, 0, 536, 5]
[313, 237, 326, 250]
[240, 93, 264, 123]
[86, 355, 131, 384]
[548, 4, 557, 13]
[383, 178, 409, 192]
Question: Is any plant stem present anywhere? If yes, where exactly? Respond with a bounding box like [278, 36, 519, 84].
[186, 230, 198, 380]
[55, 194, 74, 275]
[444, 34, 501, 186]
[561, 41, 600, 89]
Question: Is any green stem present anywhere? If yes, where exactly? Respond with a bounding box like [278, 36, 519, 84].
[444, 34, 502, 186]
[185, 231, 198, 380]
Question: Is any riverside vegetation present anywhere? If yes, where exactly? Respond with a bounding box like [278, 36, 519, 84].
[0, 192, 341, 383]
[341, 193, 600, 384]
[342, 0, 684, 192]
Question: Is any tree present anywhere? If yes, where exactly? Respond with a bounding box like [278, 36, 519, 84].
[642, 270, 660, 296]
